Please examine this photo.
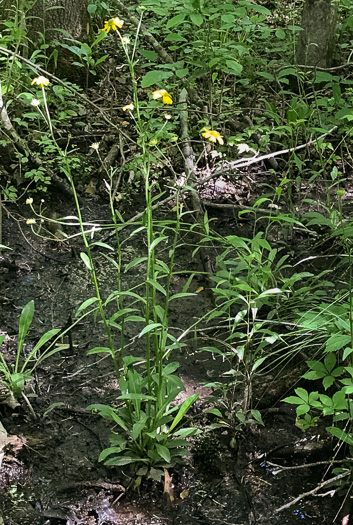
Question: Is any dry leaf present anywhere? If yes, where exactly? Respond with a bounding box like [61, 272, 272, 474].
[85, 180, 96, 195]
[179, 489, 189, 500]
[163, 469, 174, 502]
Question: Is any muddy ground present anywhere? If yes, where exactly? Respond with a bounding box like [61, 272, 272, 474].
[0, 187, 346, 524]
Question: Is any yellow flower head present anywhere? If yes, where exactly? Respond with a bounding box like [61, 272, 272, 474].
[201, 128, 224, 145]
[102, 17, 124, 33]
[122, 103, 134, 111]
[31, 76, 50, 87]
[26, 198, 33, 205]
[26, 218, 36, 225]
[152, 89, 173, 105]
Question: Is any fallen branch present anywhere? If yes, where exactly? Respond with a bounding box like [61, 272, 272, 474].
[274, 471, 350, 514]
[96, 124, 339, 245]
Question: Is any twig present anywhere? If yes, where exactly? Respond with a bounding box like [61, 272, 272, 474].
[278, 63, 353, 73]
[265, 458, 353, 473]
[274, 471, 350, 514]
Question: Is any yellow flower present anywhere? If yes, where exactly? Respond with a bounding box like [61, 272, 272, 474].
[102, 17, 124, 33]
[152, 89, 173, 105]
[122, 103, 134, 111]
[26, 198, 33, 205]
[90, 142, 100, 151]
[201, 128, 224, 145]
[26, 219, 36, 225]
[31, 76, 50, 87]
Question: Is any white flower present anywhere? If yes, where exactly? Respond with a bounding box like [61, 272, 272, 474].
[237, 143, 257, 155]
[26, 198, 33, 205]
[30, 98, 40, 107]
[90, 142, 100, 151]
[164, 114, 172, 120]
[26, 219, 36, 225]
[121, 37, 130, 45]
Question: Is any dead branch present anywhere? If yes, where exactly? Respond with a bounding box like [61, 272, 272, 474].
[274, 471, 350, 514]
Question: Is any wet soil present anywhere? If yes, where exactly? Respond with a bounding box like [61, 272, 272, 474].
[0, 191, 346, 524]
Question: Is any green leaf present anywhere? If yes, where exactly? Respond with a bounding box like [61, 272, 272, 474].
[251, 410, 264, 425]
[169, 394, 199, 433]
[296, 404, 310, 416]
[18, 300, 34, 356]
[99, 448, 123, 462]
[166, 13, 186, 29]
[141, 70, 172, 88]
[324, 352, 336, 372]
[169, 292, 196, 301]
[175, 68, 189, 78]
[250, 4, 271, 15]
[295, 388, 309, 402]
[133, 422, 146, 440]
[139, 49, 158, 60]
[258, 71, 274, 81]
[155, 444, 171, 463]
[105, 456, 146, 466]
[275, 29, 285, 39]
[173, 427, 201, 437]
[282, 396, 305, 405]
[43, 402, 64, 418]
[327, 426, 353, 445]
[75, 297, 99, 316]
[124, 257, 147, 273]
[89, 241, 114, 251]
[163, 362, 180, 375]
[87, 3, 97, 14]
[149, 236, 168, 253]
[146, 279, 167, 296]
[326, 334, 351, 352]
[80, 252, 92, 270]
[205, 408, 222, 417]
[322, 375, 335, 390]
[165, 33, 187, 42]
[343, 347, 353, 361]
[225, 60, 243, 76]
[87, 346, 113, 356]
[118, 393, 156, 401]
[190, 13, 203, 26]
[139, 323, 162, 337]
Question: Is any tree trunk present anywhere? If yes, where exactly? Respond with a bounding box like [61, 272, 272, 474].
[0, 0, 90, 81]
[28, 0, 89, 44]
[296, 0, 337, 68]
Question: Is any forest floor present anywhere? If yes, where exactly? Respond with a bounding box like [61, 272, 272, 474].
[0, 181, 345, 525]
